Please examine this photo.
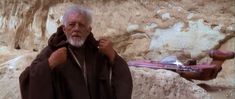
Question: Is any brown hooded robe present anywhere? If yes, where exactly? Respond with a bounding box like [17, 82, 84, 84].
[19, 26, 133, 99]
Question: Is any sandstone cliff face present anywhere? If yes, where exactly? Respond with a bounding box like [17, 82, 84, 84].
[1, 0, 234, 57]
[0, 0, 234, 99]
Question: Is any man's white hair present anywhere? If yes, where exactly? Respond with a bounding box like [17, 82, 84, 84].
[62, 5, 92, 27]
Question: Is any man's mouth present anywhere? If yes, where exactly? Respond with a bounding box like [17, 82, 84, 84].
[72, 35, 81, 39]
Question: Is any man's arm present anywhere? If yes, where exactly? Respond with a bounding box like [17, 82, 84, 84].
[19, 46, 54, 99]
[98, 38, 133, 99]
[111, 54, 133, 99]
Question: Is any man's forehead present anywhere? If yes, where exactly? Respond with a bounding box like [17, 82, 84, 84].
[68, 12, 83, 19]
[67, 13, 87, 22]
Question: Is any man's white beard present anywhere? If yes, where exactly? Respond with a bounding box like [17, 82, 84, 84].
[67, 36, 85, 48]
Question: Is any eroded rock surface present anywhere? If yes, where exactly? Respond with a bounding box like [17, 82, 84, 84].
[0, 0, 234, 99]
[130, 67, 211, 99]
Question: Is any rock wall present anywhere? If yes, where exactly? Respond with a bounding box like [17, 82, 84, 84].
[1, 0, 234, 59]
[0, 0, 234, 99]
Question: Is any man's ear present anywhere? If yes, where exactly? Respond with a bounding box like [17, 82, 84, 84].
[89, 26, 92, 32]
[88, 26, 92, 32]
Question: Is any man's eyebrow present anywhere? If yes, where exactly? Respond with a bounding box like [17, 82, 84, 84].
[69, 22, 76, 23]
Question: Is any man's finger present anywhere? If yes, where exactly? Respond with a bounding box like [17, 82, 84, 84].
[58, 47, 67, 51]
[99, 39, 108, 43]
[99, 40, 106, 43]
[57, 47, 67, 52]
[99, 42, 109, 47]
[99, 36, 108, 40]
[99, 40, 108, 45]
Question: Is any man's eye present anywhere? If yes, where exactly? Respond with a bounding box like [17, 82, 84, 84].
[79, 23, 85, 27]
[69, 23, 75, 26]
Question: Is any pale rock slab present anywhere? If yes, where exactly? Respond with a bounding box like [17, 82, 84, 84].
[130, 67, 212, 99]
[148, 19, 225, 60]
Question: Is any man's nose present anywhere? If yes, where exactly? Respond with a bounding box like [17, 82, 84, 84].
[72, 24, 81, 32]
[74, 24, 80, 30]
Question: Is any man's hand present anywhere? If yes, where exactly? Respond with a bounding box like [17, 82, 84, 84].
[48, 47, 67, 69]
[98, 38, 116, 63]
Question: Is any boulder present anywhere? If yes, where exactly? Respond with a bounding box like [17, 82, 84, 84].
[130, 67, 211, 99]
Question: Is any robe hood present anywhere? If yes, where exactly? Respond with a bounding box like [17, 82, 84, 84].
[48, 25, 98, 50]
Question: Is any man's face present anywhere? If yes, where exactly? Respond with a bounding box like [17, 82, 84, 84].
[63, 13, 91, 47]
